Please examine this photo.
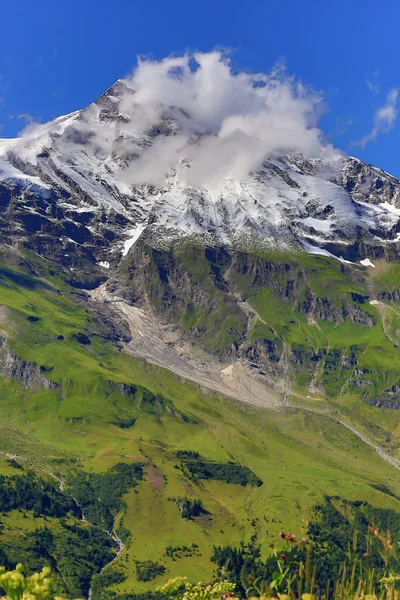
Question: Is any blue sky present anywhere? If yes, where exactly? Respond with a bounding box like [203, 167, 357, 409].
[1, 0, 399, 175]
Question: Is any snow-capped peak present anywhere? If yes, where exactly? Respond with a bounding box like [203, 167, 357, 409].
[0, 79, 399, 267]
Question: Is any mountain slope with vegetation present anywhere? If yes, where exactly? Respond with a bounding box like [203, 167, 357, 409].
[1, 245, 400, 597]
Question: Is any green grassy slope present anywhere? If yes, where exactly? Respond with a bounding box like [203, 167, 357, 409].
[1, 249, 400, 596]
[231, 250, 400, 407]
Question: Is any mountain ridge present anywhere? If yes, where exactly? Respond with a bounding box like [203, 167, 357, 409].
[0, 79, 400, 278]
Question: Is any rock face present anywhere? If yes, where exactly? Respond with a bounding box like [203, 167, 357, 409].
[375, 384, 400, 409]
[108, 241, 382, 398]
[298, 292, 375, 326]
[0, 337, 58, 391]
[337, 158, 400, 207]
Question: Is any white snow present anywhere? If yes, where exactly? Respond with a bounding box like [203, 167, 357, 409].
[98, 261, 110, 269]
[0, 158, 50, 189]
[302, 241, 354, 264]
[360, 258, 376, 268]
[301, 216, 331, 232]
[122, 224, 146, 256]
[379, 201, 400, 216]
[0, 79, 399, 262]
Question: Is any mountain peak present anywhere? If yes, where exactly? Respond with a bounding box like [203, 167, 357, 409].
[0, 80, 399, 273]
[94, 78, 134, 109]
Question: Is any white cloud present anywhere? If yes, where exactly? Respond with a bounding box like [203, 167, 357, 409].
[353, 89, 398, 148]
[16, 113, 43, 137]
[330, 116, 354, 138]
[366, 80, 380, 96]
[114, 51, 334, 187]
[13, 51, 338, 188]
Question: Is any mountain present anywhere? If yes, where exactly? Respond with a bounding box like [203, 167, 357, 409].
[2, 80, 400, 598]
[1, 79, 400, 278]
[2, 79, 400, 403]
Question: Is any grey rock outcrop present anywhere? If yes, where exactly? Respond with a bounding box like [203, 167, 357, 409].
[0, 337, 58, 391]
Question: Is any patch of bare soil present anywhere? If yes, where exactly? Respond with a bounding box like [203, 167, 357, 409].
[147, 464, 166, 493]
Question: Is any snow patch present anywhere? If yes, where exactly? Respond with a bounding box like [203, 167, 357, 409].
[122, 224, 146, 256]
[98, 261, 110, 269]
[301, 216, 331, 232]
[0, 159, 50, 189]
[302, 241, 354, 264]
[360, 258, 376, 268]
[379, 201, 400, 216]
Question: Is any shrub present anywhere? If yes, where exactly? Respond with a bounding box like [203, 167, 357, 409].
[116, 525, 131, 542]
[175, 451, 200, 459]
[180, 498, 208, 520]
[136, 560, 166, 582]
[0, 472, 79, 518]
[181, 460, 262, 486]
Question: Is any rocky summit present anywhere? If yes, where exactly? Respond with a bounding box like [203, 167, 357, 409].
[1, 79, 400, 280]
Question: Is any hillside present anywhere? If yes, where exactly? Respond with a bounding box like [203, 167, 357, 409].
[1, 75, 400, 598]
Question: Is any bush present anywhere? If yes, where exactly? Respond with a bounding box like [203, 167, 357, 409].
[175, 450, 200, 459]
[0, 564, 53, 600]
[6, 459, 23, 470]
[213, 498, 400, 599]
[135, 560, 166, 582]
[180, 498, 208, 520]
[181, 460, 262, 487]
[91, 568, 126, 598]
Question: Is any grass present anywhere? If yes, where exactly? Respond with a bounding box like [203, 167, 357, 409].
[48, 399, 400, 592]
[236, 250, 400, 405]
[2, 250, 400, 595]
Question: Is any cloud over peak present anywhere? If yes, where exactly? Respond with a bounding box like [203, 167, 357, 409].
[117, 51, 333, 187]
[11, 51, 338, 189]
